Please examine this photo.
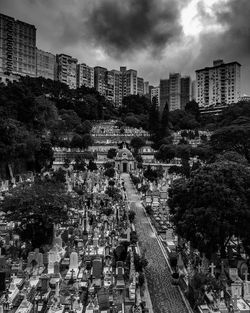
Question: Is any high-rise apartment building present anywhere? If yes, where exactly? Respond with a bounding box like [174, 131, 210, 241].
[169, 73, 181, 111]
[56, 54, 78, 89]
[94, 67, 118, 104]
[159, 74, 191, 111]
[180, 76, 191, 110]
[196, 60, 241, 107]
[151, 87, 160, 107]
[124, 69, 137, 96]
[76, 63, 94, 88]
[105, 70, 115, 102]
[160, 79, 170, 113]
[191, 80, 197, 101]
[111, 69, 123, 106]
[137, 77, 144, 96]
[94, 66, 108, 96]
[36, 48, 56, 80]
[144, 81, 149, 95]
[0, 13, 36, 77]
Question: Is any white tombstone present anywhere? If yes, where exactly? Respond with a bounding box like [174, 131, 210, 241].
[229, 268, 239, 282]
[69, 252, 78, 270]
[231, 280, 242, 299]
[209, 263, 216, 277]
[37, 253, 44, 267]
[244, 274, 250, 301]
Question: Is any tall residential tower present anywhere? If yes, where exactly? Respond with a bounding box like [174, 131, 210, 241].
[0, 13, 36, 77]
[196, 60, 241, 107]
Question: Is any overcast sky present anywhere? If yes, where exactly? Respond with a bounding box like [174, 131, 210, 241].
[1, 0, 250, 94]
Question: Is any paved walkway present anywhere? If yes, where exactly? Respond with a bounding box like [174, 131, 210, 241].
[122, 174, 189, 313]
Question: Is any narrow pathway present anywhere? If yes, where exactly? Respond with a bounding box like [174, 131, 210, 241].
[122, 174, 189, 313]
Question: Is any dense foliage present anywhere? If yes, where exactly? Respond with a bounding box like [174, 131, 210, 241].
[2, 176, 73, 247]
[168, 162, 250, 258]
[0, 77, 118, 178]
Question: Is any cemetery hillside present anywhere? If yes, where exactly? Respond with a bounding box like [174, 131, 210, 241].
[1, 76, 250, 313]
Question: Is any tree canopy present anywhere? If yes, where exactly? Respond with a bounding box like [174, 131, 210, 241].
[2, 178, 73, 247]
[210, 124, 250, 163]
[168, 162, 250, 258]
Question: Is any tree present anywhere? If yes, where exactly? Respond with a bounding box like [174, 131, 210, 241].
[143, 165, 158, 182]
[148, 97, 160, 139]
[105, 186, 121, 201]
[185, 100, 200, 121]
[59, 109, 81, 132]
[169, 110, 199, 130]
[107, 148, 117, 159]
[219, 101, 250, 127]
[103, 162, 114, 169]
[75, 120, 92, 135]
[52, 168, 66, 183]
[63, 157, 71, 169]
[210, 124, 250, 163]
[160, 101, 170, 137]
[2, 180, 73, 248]
[168, 162, 250, 258]
[121, 95, 150, 115]
[88, 160, 97, 171]
[104, 167, 115, 178]
[130, 137, 145, 154]
[73, 155, 86, 171]
[124, 115, 140, 128]
[71, 133, 93, 149]
[215, 151, 248, 165]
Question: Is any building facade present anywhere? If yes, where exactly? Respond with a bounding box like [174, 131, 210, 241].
[137, 77, 144, 96]
[169, 73, 181, 111]
[0, 13, 36, 77]
[105, 70, 115, 102]
[56, 54, 78, 89]
[151, 87, 160, 107]
[36, 48, 56, 80]
[94, 66, 108, 96]
[196, 60, 241, 107]
[144, 81, 149, 95]
[160, 79, 170, 113]
[124, 69, 137, 97]
[180, 76, 191, 110]
[111, 69, 123, 107]
[76, 63, 94, 88]
[191, 80, 196, 101]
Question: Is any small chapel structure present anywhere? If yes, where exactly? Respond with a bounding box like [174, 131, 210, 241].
[115, 145, 136, 173]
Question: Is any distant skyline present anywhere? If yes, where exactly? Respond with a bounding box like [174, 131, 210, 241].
[1, 0, 250, 94]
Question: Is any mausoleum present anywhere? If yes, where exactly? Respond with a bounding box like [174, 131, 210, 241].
[115, 146, 136, 173]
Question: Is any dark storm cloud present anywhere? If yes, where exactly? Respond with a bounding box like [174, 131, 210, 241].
[196, 0, 250, 68]
[84, 0, 187, 57]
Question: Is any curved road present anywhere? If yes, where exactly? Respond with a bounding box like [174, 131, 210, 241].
[123, 174, 189, 313]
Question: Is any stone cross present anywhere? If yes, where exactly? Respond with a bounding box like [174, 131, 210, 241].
[209, 263, 216, 277]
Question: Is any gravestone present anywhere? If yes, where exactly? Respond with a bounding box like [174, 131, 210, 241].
[243, 273, 250, 301]
[69, 252, 78, 269]
[201, 254, 209, 274]
[231, 280, 242, 298]
[40, 275, 49, 292]
[54, 235, 62, 248]
[229, 268, 239, 282]
[37, 253, 43, 267]
[54, 262, 60, 275]
[27, 252, 35, 267]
